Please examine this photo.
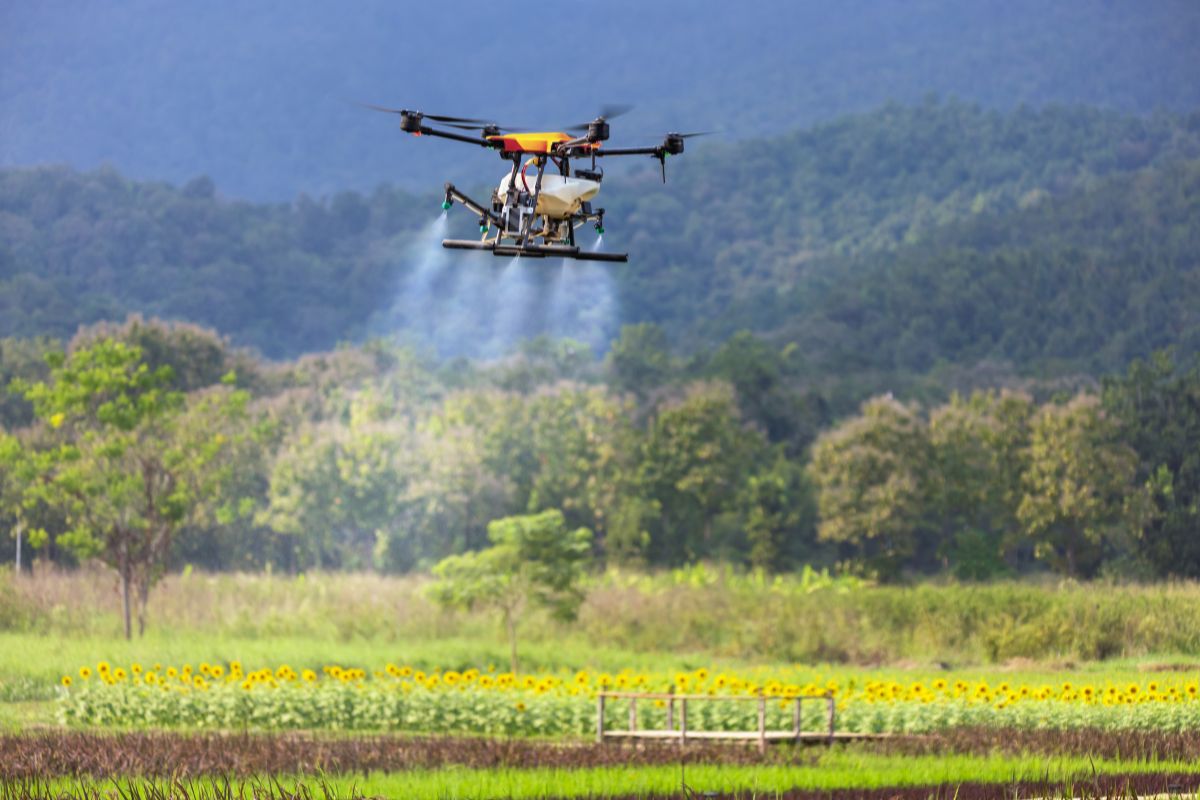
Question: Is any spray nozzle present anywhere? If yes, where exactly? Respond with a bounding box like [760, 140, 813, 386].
[441, 200, 452, 211]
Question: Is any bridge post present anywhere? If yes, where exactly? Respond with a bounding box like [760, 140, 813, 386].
[758, 690, 767, 754]
[680, 697, 688, 744]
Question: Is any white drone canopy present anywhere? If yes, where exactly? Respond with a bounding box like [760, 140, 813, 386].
[496, 172, 600, 219]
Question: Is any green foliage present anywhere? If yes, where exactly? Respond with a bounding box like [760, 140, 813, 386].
[1017, 395, 1145, 578]
[1102, 351, 1200, 577]
[636, 382, 767, 564]
[808, 397, 930, 578]
[3, 104, 1200, 376]
[603, 324, 673, 397]
[0, 340, 251, 636]
[260, 403, 414, 571]
[428, 510, 593, 672]
[751, 157, 1200, 387]
[61, 678, 1200, 737]
[14, 571, 1200, 697]
[926, 391, 1032, 577]
[738, 452, 816, 571]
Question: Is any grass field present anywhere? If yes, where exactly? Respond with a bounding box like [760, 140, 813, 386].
[7, 567, 1200, 797]
[8, 751, 1200, 799]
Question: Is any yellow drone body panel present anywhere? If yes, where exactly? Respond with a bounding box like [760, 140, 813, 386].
[488, 132, 579, 153]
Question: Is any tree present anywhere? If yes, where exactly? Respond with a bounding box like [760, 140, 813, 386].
[737, 451, 816, 571]
[604, 324, 673, 398]
[69, 316, 260, 393]
[524, 385, 633, 538]
[637, 382, 765, 563]
[807, 396, 930, 578]
[1017, 394, 1144, 577]
[699, 331, 818, 452]
[426, 510, 592, 673]
[0, 336, 56, 430]
[926, 390, 1032, 577]
[409, 390, 523, 558]
[1102, 351, 1200, 576]
[259, 400, 413, 571]
[1, 339, 249, 637]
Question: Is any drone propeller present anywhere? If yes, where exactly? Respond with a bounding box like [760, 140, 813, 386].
[361, 104, 492, 124]
[565, 104, 634, 132]
[673, 131, 714, 139]
[439, 120, 528, 133]
[361, 104, 524, 134]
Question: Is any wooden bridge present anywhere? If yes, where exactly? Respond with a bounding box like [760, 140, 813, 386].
[595, 689, 875, 753]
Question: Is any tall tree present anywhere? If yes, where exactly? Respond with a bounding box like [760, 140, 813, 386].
[524, 385, 633, 539]
[637, 382, 764, 563]
[1, 339, 250, 637]
[808, 396, 930, 578]
[259, 394, 414, 571]
[926, 390, 1032, 577]
[1017, 394, 1144, 577]
[738, 451, 816, 571]
[1102, 351, 1200, 576]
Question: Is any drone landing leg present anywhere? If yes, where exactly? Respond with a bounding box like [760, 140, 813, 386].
[516, 157, 547, 248]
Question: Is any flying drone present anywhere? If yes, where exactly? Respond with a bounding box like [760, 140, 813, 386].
[367, 104, 703, 262]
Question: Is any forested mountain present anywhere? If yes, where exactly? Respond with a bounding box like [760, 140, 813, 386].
[2, 102, 1198, 390]
[605, 102, 1200, 329]
[4, 103, 1200, 580]
[2, 1, 1198, 198]
[714, 156, 1200, 381]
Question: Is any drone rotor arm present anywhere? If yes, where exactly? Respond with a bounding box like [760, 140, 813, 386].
[589, 146, 663, 157]
[415, 125, 497, 149]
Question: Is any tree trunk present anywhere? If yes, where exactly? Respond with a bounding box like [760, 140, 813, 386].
[120, 557, 133, 641]
[136, 573, 149, 638]
[505, 607, 519, 675]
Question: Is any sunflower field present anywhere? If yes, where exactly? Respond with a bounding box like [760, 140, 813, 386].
[57, 660, 1200, 735]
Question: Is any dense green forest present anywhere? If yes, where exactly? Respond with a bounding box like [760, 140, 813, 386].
[3, 102, 1199, 377]
[2, 319, 1199, 585]
[3, 102, 1199, 586]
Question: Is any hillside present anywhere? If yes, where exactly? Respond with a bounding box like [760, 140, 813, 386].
[2, 1, 1199, 198]
[707, 157, 1200, 381]
[2, 103, 1198, 382]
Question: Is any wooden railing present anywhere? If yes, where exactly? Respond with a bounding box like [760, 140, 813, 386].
[595, 688, 836, 753]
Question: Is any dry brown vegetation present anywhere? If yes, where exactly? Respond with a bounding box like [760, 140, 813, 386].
[9, 729, 1200, 780]
[2, 773, 1198, 800]
[0, 732, 775, 779]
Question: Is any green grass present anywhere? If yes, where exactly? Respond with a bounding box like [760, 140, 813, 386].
[343, 754, 1200, 799]
[5, 627, 1194, 734]
[8, 568, 1200, 736]
[24, 753, 1200, 800]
